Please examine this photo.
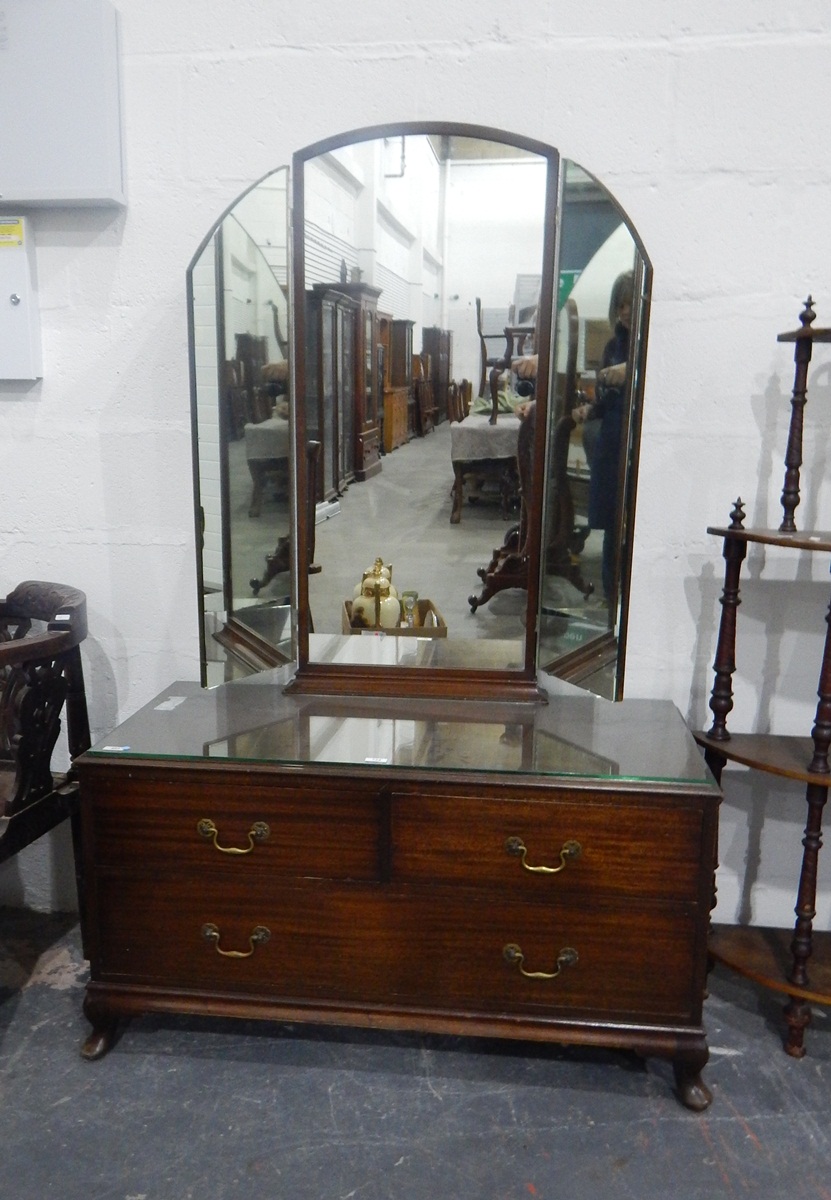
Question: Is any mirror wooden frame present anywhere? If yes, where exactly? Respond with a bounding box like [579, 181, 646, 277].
[287, 122, 560, 703]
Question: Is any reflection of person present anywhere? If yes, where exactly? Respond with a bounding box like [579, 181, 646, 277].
[572, 270, 634, 599]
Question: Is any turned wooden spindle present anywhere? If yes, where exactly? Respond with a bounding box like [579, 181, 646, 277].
[706, 499, 747, 742]
[783, 782, 828, 1056]
[807, 585, 831, 774]
[777, 297, 831, 533]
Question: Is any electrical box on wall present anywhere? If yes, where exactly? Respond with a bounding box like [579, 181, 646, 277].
[0, 0, 125, 208]
[0, 217, 43, 380]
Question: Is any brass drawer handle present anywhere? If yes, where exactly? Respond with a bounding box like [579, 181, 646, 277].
[201, 923, 271, 958]
[505, 836, 581, 874]
[197, 818, 270, 855]
[503, 943, 578, 980]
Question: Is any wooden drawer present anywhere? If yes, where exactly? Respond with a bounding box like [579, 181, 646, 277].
[80, 767, 382, 881]
[89, 872, 702, 1023]
[390, 790, 707, 900]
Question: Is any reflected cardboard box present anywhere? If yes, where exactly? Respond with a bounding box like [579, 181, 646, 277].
[342, 599, 447, 638]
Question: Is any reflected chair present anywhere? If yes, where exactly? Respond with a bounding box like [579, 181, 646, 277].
[0, 581, 90, 863]
[476, 298, 511, 399]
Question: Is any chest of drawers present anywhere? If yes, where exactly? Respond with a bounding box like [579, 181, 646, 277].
[75, 682, 719, 1110]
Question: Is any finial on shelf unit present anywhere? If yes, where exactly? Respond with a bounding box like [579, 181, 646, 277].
[728, 498, 746, 530]
[799, 296, 817, 329]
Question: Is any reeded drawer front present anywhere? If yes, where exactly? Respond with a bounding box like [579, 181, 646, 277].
[82, 768, 382, 881]
[390, 791, 705, 900]
[90, 872, 701, 1023]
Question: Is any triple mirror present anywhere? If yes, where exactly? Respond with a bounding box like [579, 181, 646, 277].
[188, 123, 651, 700]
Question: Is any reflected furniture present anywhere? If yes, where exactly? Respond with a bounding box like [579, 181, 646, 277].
[232, 334, 270, 426]
[243, 416, 290, 518]
[476, 298, 510, 399]
[75, 676, 718, 1111]
[449, 413, 521, 524]
[468, 401, 535, 612]
[379, 317, 415, 451]
[250, 442, 322, 598]
[326, 281, 382, 480]
[544, 414, 594, 600]
[0, 581, 90, 862]
[378, 313, 409, 453]
[695, 300, 831, 1058]
[306, 286, 358, 499]
[420, 327, 452, 424]
[412, 355, 436, 437]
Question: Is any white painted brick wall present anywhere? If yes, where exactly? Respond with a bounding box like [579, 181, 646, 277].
[2, 0, 831, 919]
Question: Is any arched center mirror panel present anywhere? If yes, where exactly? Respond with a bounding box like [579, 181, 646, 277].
[188, 126, 651, 700]
[290, 125, 557, 700]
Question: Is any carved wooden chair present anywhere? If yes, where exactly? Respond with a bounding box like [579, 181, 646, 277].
[0, 581, 90, 863]
[476, 298, 511, 399]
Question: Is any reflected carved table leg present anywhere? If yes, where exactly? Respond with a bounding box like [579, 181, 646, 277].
[247, 460, 267, 518]
[450, 463, 464, 524]
[673, 1048, 712, 1111]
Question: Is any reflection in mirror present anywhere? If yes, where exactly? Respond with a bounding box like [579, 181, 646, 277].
[188, 168, 293, 685]
[538, 161, 651, 697]
[188, 132, 651, 700]
[294, 131, 554, 688]
[208, 705, 617, 777]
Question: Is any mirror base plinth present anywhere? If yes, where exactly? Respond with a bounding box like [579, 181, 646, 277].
[284, 666, 548, 706]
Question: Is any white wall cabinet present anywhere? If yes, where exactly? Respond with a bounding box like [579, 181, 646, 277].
[0, 217, 42, 380]
[0, 0, 125, 208]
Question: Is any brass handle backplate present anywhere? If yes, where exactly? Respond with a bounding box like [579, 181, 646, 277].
[503, 942, 579, 980]
[197, 818, 270, 855]
[201, 923, 271, 958]
[505, 836, 582, 874]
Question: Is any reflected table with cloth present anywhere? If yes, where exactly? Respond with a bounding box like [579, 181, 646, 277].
[449, 413, 521, 524]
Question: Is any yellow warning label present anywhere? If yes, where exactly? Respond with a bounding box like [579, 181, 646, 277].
[0, 219, 25, 246]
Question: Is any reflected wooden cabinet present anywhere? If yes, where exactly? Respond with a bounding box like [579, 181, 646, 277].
[392, 319, 416, 441]
[421, 326, 453, 424]
[305, 286, 358, 499]
[378, 313, 406, 453]
[328, 281, 383, 480]
[379, 315, 414, 453]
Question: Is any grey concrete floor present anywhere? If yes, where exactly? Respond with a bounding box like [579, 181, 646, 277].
[1, 906, 829, 1199]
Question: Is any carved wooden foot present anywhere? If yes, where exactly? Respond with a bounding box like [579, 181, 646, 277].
[81, 1021, 118, 1060]
[81, 998, 119, 1060]
[673, 1052, 713, 1111]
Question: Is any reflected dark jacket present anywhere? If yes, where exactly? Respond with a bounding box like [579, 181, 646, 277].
[588, 321, 628, 531]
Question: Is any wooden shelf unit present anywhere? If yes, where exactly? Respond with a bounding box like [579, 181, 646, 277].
[696, 298, 831, 1057]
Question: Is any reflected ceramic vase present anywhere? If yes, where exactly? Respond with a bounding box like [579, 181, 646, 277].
[351, 576, 401, 629]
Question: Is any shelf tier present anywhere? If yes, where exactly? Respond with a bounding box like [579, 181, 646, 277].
[694, 731, 831, 787]
[710, 925, 831, 1007]
[706, 526, 831, 553]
